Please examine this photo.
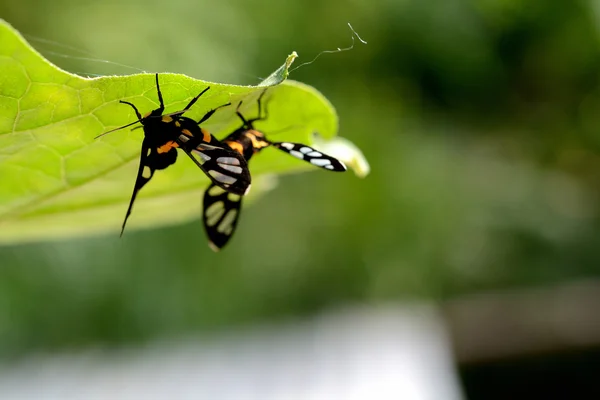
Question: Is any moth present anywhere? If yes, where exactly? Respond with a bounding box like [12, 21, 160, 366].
[202, 90, 346, 251]
[99, 74, 251, 235]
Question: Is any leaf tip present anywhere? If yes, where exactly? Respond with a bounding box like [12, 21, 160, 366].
[286, 51, 299, 69]
[312, 135, 370, 178]
[258, 52, 299, 87]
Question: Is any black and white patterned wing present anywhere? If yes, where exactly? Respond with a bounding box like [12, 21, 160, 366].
[202, 183, 244, 251]
[121, 139, 177, 236]
[272, 142, 347, 172]
[177, 131, 251, 196]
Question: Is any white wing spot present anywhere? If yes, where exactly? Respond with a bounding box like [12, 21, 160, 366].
[217, 209, 238, 234]
[310, 158, 331, 167]
[307, 151, 323, 157]
[178, 134, 190, 143]
[142, 166, 152, 179]
[209, 170, 237, 185]
[192, 149, 211, 162]
[218, 164, 243, 174]
[217, 157, 241, 166]
[280, 143, 294, 150]
[289, 150, 304, 159]
[325, 165, 334, 170]
[300, 147, 313, 154]
[205, 201, 225, 227]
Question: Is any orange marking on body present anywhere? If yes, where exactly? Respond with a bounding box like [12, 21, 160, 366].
[181, 129, 193, 137]
[157, 141, 178, 153]
[245, 130, 269, 150]
[175, 121, 181, 127]
[162, 116, 173, 123]
[225, 140, 244, 155]
[201, 128, 212, 143]
[247, 129, 265, 139]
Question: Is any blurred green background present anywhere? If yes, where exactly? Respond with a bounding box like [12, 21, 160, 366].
[1, 0, 599, 381]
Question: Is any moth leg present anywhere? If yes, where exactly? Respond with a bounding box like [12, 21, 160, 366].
[153, 73, 165, 112]
[119, 101, 143, 120]
[170, 87, 211, 118]
[198, 102, 232, 125]
[248, 88, 270, 124]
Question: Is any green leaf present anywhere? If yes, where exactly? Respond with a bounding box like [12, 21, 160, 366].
[0, 19, 368, 244]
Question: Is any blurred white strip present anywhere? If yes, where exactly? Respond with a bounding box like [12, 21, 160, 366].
[0, 305, 463, 400]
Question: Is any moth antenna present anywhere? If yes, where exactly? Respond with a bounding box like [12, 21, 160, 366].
[95, 119, 145, 139]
